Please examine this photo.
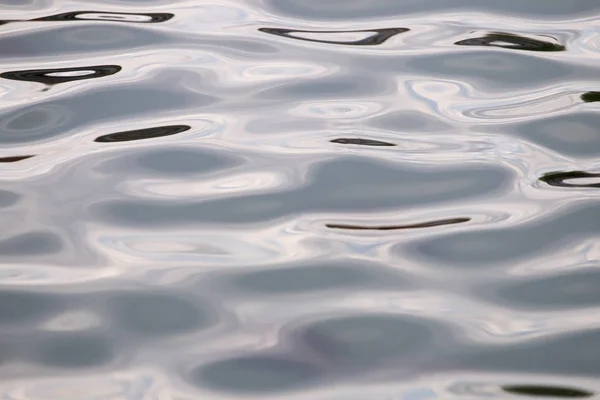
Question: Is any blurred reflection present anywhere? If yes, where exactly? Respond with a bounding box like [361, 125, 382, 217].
[34, 333, 113, 368]
[455, 32, 565, 52]
[326, 217, 470, 230]
[503, 384, 594, 398]
[581, 91, 600, 102]
[189, 356, 322, 394]
[0, 155, 34, 162]
[1, 65, 121, 85]
[330, 138, 396, 146]
[0, 11, 174, 25]
[259, 27, 408, 46]
[94, 125, 190, 143]
[107, 292, 214, 338]
[540, 171, 600, 188]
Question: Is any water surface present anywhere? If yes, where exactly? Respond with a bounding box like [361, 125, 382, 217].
[0, 0, 600, 399]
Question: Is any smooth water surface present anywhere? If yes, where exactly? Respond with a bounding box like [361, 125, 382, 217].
[0, 0, 600, 399]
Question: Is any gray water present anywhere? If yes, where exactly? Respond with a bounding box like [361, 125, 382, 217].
[1, 1, 600, 399]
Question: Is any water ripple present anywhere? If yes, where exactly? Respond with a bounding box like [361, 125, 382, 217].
[1, 0, 600, 398]
[0, 65, 122, 85]
[455, 32, 566, 52]
[258, 27, 409, 46]
[94, 125, 191, 143]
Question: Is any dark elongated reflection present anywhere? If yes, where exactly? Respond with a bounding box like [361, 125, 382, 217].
[0, 65, 121, 85]
[540, 171, 600, 188]
[94, 125, 191, 143]
[326, 217, 470, 231]
[581, 91, 600, 102]
[330, 138, 396, 146]
[455, 32, 565, 52]
[258, 27, 408, 46]
[0, 12, 174, 25]
[0, 155, 34, 163]
[33, 11, 174, 23]
[503, 385, 594, 398]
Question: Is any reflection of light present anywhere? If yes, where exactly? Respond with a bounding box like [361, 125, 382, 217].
[0, 369, 159, 400]
[289, 31, 374, 42]
[403, 387, 439, 400]
[42, 310, 102, 332]
[124, 171, 290, 199]
[46, 70, 96, 77]
[564, 177, 600, 185]
[76, 13, 153, 22]
[241, 62, 331, 81]
[290, 100, 382, 119]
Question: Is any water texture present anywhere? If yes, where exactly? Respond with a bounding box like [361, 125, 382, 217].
[0, 0, 599, 399]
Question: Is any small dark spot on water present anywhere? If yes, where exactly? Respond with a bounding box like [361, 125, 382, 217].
[0, 155, 34, 163]
[503, 385, 594, 398]
[94, 125, 190, 143]
[540, 171, 600, 188]
[331, 138, 396, 146]
[581, 91, 600, 103]
[0, 65, 121, 85]
[455, 32, 565, 52]
[259, 27, 409, 46]
[32, 11, 174, 23]
[326, 217, 470, 231]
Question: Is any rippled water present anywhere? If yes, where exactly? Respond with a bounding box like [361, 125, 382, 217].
[1, 1, 600, 399]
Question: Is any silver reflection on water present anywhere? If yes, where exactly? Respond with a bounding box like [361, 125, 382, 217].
[0, 0, 599, 399]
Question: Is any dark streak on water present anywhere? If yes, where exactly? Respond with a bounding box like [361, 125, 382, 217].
[94, 125, 191, 143]
[503, 385, 595, 398]
[0, 155, 34, 163]
[0, 65, 122, 85]
[455, 32, 566, 52]
[581, 91, 600, 103]
[540, 171, 600, 188]
[33, 11, 174, 23]
[326, 217, 471, 231]
[330, 138, 396, 146]
[0, 1, 599, 399]
[259, 27, 409, 46]
[0, 11, 174, 25]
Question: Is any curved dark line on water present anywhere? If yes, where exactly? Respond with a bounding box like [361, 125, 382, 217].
[326, 217, 471, 231]
[0, 12, 174, 25]
[502, 385, 594, 398]
[259, 27, 409, 46]
[540, 171, 600, 188]
[330, 138, 396, 146]
[455, 32, 565, 52]
[94, 125, 191, 143]
[0, 155, 34, 163]
[581, 91, 600, 103]
[0, 65, 121, 85]
[32, 11, 174, 23]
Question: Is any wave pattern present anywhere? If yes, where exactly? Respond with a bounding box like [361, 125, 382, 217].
[0, 0, 599, 399]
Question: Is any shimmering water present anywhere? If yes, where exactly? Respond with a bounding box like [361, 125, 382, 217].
[1, 1, 600, 399]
